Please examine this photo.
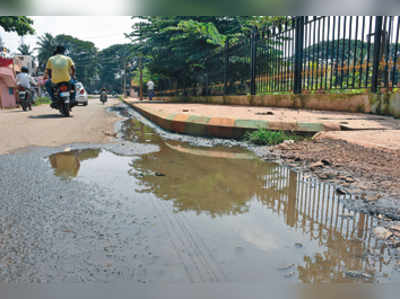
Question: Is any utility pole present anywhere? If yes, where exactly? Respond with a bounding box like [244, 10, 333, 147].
[139, 56, 143, 101]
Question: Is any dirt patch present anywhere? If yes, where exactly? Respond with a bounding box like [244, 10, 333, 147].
[264, 137, 400, 199]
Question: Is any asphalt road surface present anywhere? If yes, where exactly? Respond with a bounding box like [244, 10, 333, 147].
[0, 98, 121, 155]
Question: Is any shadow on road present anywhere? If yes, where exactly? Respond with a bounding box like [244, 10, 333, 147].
[4, 110, 28, 113]
[29, 114, 70, 119]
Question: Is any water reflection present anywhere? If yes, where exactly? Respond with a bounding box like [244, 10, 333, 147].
[124, 117, 392, 283]
[130, 143, 270, 217]
[131, 147, 386, 282]
[46, 117, 397, 283]
[49, 149, 101, 179]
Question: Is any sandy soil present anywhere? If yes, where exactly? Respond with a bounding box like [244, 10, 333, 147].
[0, 98, 121, 155]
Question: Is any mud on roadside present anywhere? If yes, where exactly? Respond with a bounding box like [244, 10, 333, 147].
[259, 137, 400, 218]
[257, 136, 400, 251]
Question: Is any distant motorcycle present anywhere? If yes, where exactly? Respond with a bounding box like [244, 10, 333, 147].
[51, 82, 74, 117]
[100, 91, 108, 104]
[17, 86, 32, 111]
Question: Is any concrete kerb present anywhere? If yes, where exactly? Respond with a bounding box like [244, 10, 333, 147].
[122, 99, 342, 139]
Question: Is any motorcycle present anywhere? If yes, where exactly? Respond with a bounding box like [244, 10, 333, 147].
[51, 82, 74, 117]
[100, 91, 108, 104]
[17, 86, 32, 111]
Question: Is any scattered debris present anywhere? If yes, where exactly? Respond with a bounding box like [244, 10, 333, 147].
[340, 212, 354, 219]
[321, 159, 331, 166]
[310, 161, 325, 170]
[388, 239, 400, 248]
[104, 131, 117, 137]
[294, 242, 303, 249]
[374, 227, 392, 240]
[318, 173, 329, 180]
[255, 111, 274, 115]
[345, 271, 373, 280]
[336, 188, 347, 195]
[277, 264, 295, 271]
[362, 194, 382, 202]
[390, 225, 400, 232]
[284, 271, 296, 278]
[345, 177, 355, 183]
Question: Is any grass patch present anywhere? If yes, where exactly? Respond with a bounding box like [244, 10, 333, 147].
[244, 128, 298, 146]
[33, 96, 51, 106]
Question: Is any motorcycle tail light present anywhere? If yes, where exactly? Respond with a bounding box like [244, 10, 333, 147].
[59, 85, 68, 92]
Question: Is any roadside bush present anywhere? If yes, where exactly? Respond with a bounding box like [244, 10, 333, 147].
[33, 96, 51, 106]
[244, 129, 294, 146]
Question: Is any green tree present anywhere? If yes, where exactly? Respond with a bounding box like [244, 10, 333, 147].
[126, 17, 279, 94]
[17, 43, 33, 55]
[37, 33, 99, 90]
[97, 43, 135, 93]
[36, 33, 56, 70]
[303, 39, 369, 64]
[53, 34, 98, 90]
[0, 16, 34, 36]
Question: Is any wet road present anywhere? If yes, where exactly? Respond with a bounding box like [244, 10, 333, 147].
[0, 104, 400, 284]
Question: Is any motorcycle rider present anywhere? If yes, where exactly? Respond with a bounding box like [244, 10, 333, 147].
[43, 45, 77, 108]
[16, 66, 37, 109]
[100, 88, 108, 103]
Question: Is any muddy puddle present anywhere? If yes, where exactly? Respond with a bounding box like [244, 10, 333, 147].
[48, 117, 400, 283]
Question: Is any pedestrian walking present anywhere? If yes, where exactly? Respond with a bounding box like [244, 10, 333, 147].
[147, 79, 154, 101]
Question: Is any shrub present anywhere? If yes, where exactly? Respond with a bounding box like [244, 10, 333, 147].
[33, 96, 51, 106]
[244, 129, 294, 146]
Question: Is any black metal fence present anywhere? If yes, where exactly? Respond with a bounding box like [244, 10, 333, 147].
[156, 16, 400, 97]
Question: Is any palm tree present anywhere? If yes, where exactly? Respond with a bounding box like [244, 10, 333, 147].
[17, 43, 33, 55]
[36, 33, 55, 69]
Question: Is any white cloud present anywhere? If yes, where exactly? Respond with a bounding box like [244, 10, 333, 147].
[0, 16, 135, 54]
[30, 0, 132, 15]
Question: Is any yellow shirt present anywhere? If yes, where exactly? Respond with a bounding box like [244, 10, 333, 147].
[46, 54, 75, 84]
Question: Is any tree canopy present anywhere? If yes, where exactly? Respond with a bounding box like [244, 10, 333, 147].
[97, 43, 135, 93]
[36, 33, 98, 90]
[125, 17, 277, 91]
[17, 43, 33, 55]
[0, 16, 34, 36]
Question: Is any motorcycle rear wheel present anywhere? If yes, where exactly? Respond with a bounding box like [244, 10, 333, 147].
[60, 102, 70, 117]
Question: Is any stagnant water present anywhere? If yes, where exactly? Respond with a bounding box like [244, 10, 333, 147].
[48, 116, 400, 284]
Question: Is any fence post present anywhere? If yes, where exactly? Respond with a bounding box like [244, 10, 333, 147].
[250, 27, 257, 96]
[371, 16, 383, 93]
[224, 39, 229, 95]
[294, 16, 305, 94]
